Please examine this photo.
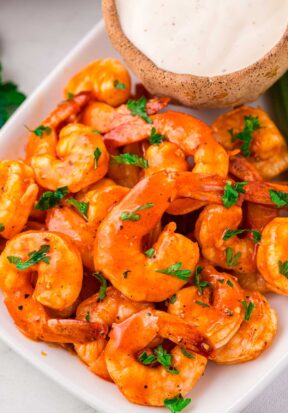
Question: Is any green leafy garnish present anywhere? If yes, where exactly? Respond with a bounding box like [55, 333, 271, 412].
[0, 63, 26, 128]
[93, 147, 101, 168]
[269, 189, 288, 208]
[113, 79, 126, 90]
[223, 228, 261, 243]
[66, 198, 89, 220]
[278, 260, 288, 278]
[222, 181, 247, 208]
[195, 300, 209, 308]
[241, 300, 255, 321]
[67, 91, 74, 100]
[110, 153, 149, 169]
[227, 279, 234, 288]
[138, 345, 179, 375]
[169, 294, 177, 304]
[194, 266, 209, 295]
[164, 395, 191, 413]
[85, 311, 90, 322]
[93, 272, 107, 301]
[7, 244, 50, 270]
[35, 186, 69, 211]
[148, 127, 166, 145]
[225, 247, 241, 267]
[121, 203, 154, 222]
[181, 348, 195, 359]
[144, 247, 155, 258]
[229, 115, 261, 157]
[0, 223, 5, 232]
[26, 124, 52, 138]
[127, 96, 152, 124]
[155, 262, 191, 281]
[218, 279, 225, 284]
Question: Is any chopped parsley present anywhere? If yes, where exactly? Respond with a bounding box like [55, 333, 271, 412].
[93, 272, 107, 301]
[278, 260, 288, 278]
[67, 91, 74, 100]
[127, 96, 152, 124]
[26, 124, 51, 138]
[66, 198, 89, 220]
[148, 127, 166, 145]
[194, 266, 210, 295]
[144, 247, 155, 258]
[195, 300, 209, 308]
[241, 300, 255, 321]
[225, 247, 241, 267]
[226, 279, 234, 288]
[169, 294, 177, 304]
[269, 189, 288, 208]
[85, 311, 90, 322]
[137, 352, 157, 365]
[180, 348, 194, 359]
[0, 63, 26, 128]
[7, 244, 50, 270]
[121, 203, 154, 222]
[138, 345, 179, 375]
[93, 147, 101, 168]
[229, 115, 261, 157]
[155, 262, 191, 281]
[223, 228, 261, 243]
[35, 186, 69, 211]
[0, 223, 5, 232]
[164, 395, 191, 413]
[113, 79, 126, 90]
[222, 180, 247, 208]
[110, 153, 149, 169]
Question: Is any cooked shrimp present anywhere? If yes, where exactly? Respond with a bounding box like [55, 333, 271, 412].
[0, 231, 106, 342]
[195, 204, 257, 274]
[94, 170, 231, 302]
[168, 266, 244, 348]
[105, 309, 212, 406]
[104, 111, 229, 177]
[26, 93, 109, 192]
[0, 161, 38, 239]
[46, 179, 128, 270]
[65, 59, 131, 107]
[235, 272, 270, 294]
[214, 291, 277, 363]
[212, 106, 288, 179]
[75, 287, 151, 381]
[257, 217, 288, 295]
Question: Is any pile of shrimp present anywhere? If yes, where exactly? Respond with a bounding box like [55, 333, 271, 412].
[2, 57, 288, 412]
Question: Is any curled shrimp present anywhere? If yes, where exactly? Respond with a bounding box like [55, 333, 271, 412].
[0, 161, 38, 239]
[105, 309, 212, 406]
[195, 204, 257, 274]
[168, 266, 244, 348]
[26, 93, 109, 192]
[46, 179, 128, 270]
[257, 217, 288, 295]
[104, 111, 229, 177]
[212, 106, 288, 179]
[0, 231, 106, 342]
[94, 170, 230, 302]
[65, 59, 131, 107]
[214, 291, 277, 363]
[75, 287, 151, 381]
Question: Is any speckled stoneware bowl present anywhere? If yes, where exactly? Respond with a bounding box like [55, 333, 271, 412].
[102, 0, 288, 108]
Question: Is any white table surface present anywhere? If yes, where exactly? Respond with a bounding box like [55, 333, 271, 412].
[0, 1, 287, 412]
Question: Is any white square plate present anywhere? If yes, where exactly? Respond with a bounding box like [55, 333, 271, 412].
[0, 20, 287, 413]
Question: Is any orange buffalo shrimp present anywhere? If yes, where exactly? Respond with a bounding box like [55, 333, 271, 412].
[46, 179, 129, 270]
[26, 93, 109, 192]
[212, 106, 288, 179]
[94, 171, 230, 302]
[195, 204, 257, 274]
[105, 309, 212, 406]
[168, 266, 244, 348]
[0, 161, 38, 239]
[75, 287, 151, 381]
[257, 218, 288, 295]
[104, 111, 229, 177]
[65, 58, 131, 107]
[214, 290, 277, 364]
[0, 231, 106, 342]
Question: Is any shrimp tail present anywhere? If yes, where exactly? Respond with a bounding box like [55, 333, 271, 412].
[46, 319, 108, 344]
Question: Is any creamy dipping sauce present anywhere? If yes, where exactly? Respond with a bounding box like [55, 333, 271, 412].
[116, 0, 288, 76]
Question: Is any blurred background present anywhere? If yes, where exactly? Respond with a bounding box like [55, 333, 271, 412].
[0, 1, 287, 412]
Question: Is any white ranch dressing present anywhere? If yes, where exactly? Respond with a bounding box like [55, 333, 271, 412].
[116, 0, 288, 76]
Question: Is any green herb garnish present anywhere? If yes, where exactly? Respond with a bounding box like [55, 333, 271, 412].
[269, 189, 288, 208]
[181, 348, 195, 359]
[7, 244, 50, 270]
[164, 395, 191, 413]
[93, 147, 101, 168]
[26, 124, 51, 138]
[138, 345, 179, 375]
[67, 91, 74, 100]
[35, 186, 69, 211]
[226, 279, 234, 288]
[121, 203, 154, 222]
[66, 198, 89, 220]
[155, 262, 191, 281]
[0, 223, 5, 232]
[148, 127, 166, 145]
[223, 228, 261, 243]
[85, 311, 90, 322]
[195, 300, 209, 308]
[110, 153, 149, 169]
[194, 266, 209, 295]
[137, 352, 157, 365]
[222, 181, 247, 208]
[225, 247, 241, 267]
[144, 247, 155, 258]
[113, 79, 126, 90]
[241, 300, 255, 321]
[93, 272, 107, 301]
[169, 294, 177, 304]
[278, 260, 288, 278]
[229, 115, 261, 157]
[127, 96, 152, 124]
